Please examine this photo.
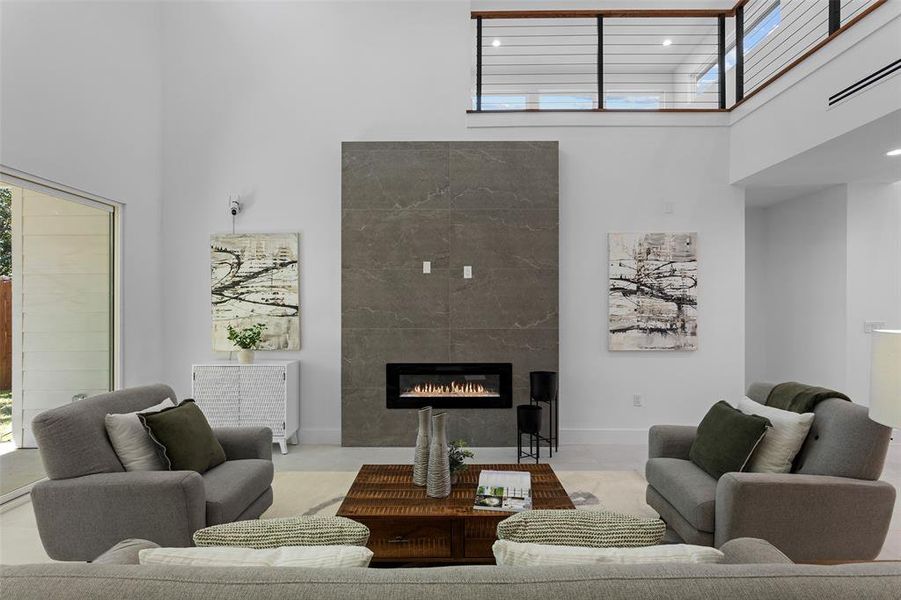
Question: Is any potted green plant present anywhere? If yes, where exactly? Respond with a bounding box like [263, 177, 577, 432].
[448, 439, 474, 485]
[226, 323, 267, 364]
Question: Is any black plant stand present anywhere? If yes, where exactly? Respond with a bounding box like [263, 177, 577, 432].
[530, 371, 559, 456]
[517, 404, 543, 464]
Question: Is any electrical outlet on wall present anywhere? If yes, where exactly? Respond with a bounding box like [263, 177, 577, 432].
[633, 394, 643, 407]
[463, 266, 472, 279]
[422, 261, 431, 274]
[663, 201, 675, 214]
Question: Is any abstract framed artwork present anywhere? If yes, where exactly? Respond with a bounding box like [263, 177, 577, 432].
[608, 232, 698, 351]
[211, 233, 300, 351]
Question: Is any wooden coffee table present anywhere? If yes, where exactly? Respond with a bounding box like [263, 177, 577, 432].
[336, 463, 574, 565]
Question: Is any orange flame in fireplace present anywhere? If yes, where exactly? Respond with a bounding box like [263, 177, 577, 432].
[404, 381, 498, 397]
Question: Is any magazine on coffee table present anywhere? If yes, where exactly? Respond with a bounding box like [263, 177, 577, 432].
[473, 470, 532, 513]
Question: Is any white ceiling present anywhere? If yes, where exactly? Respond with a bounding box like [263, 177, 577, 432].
[740, 108, 901, 206]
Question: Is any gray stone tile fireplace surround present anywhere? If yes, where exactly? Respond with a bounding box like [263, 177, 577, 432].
[341, 141, 559, 446]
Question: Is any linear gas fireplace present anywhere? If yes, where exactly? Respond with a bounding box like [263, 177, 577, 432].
[386, 363, 513, 409]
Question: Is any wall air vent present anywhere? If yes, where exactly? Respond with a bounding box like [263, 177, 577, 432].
[829, 59, 901, 107]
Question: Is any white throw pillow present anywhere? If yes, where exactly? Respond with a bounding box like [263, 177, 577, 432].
[492, 541, 724, 567]
[138, 545, 373, 568]
[105, 398, 175, 471]
[736, 396, 814, 473]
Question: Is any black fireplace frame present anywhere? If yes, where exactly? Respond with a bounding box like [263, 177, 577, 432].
[386, 363, 513, 409]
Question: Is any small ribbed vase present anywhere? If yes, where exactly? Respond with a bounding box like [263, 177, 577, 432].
[427, 412, 451, 498]
[412, 406, 432, 487]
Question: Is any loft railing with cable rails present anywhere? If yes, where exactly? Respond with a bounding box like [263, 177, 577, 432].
[469, 0, 887, 112]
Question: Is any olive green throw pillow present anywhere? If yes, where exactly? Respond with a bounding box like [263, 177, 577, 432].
[689, 401, 771, 479]
[138, 400, 226, 474]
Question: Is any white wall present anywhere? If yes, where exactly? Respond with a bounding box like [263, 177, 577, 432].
[845, 182, 901, 403]
[0, 1, 164, 387]
[558, 128, 744, 440]
[746, 182, 901, 400]
[3, 0, 894, 443]
[754, 186, 848, 390]
[730, 4, 901, 183]
[744, 205, 768, 385]
[159, 0, 745, 444]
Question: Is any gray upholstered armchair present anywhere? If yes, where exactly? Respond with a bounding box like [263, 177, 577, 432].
[30, 384, 274, 561]
[646, 382, 896, 563]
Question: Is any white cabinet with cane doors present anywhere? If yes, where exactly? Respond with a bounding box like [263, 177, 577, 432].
[192, 361, 299, 454]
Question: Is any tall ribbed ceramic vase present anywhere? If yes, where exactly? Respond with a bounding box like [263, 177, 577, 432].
[427, 412, 451, 498]
[412, 406, 432, 487]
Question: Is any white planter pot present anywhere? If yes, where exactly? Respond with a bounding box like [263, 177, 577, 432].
[237, 349, 255, 364]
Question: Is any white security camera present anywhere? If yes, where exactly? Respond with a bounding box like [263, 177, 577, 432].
[229, 198, 242, 216]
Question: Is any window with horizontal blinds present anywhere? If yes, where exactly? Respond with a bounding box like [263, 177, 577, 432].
[2, 179, 116, 456]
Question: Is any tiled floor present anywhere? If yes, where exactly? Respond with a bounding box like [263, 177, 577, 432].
[1, 443, 899, 564]
[0, 449, 43, 497]
[269, 443, 649, 473]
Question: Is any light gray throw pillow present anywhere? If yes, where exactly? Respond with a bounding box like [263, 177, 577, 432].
[105, 398, 174, 471]
[736, 396, 814, 473]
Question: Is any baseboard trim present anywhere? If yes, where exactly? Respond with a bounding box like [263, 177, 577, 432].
[299, 428, 341, 445]
[560, 428, 649, 445]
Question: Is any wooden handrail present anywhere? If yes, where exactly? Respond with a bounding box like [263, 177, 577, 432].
[470, 9, 732, 19]
[470, 0, 753, 20]
[732, 0, 888, 109]
[465, 108, 729, 113]
[470, 0, 889, 113]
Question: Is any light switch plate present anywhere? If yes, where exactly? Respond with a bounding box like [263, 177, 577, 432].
[423, 261, 431, 274]
[864, 321, 887, 334]
[463, 266, 472, 279]
[663, 201, 675, 214]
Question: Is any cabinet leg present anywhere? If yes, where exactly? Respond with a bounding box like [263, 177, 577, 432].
[278, 439, 288, 455]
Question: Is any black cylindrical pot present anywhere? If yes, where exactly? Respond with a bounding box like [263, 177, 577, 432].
[517, 404, 543, 435]
[530, 371, 558, 404]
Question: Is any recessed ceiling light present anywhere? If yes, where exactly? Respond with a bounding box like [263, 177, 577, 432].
[662, 39, 673, 46]
[887, 148, 901, 157]
[491, 39, 501, 47]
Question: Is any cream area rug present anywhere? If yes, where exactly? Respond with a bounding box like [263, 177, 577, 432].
[262, 470, 658, 520]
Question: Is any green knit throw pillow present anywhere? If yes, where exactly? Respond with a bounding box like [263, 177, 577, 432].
[193, 516, 370, 549]
[497, 510, 665, 548]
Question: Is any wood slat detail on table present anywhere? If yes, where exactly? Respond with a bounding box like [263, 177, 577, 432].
[338, 463, 572, 518]
[336, 464, 574, 564]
